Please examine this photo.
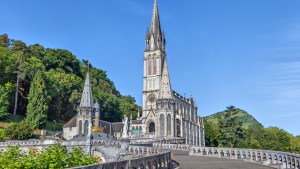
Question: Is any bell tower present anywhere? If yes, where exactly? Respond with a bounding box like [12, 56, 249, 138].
[142, 0, 167, 118]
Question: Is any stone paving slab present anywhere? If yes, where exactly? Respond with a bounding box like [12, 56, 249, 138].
[172, 150, 274, 169]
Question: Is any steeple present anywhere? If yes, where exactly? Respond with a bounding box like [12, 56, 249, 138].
[158, 59, 173, 99]
[145, 0, 166, 51]
[80, 72, 94, 108]
[151, 0, 162, 36]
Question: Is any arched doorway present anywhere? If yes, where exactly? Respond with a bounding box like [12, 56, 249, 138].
[160, 114, 165, 136]
[78, 120, 82, 135]
[149, 122, 155, 133]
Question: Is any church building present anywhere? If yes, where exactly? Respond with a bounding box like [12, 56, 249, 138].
[130, 0, 205, 146]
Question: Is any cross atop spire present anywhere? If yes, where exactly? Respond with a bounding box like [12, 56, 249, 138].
[151, 0, 162, 36]
[80, 72, 94, 108]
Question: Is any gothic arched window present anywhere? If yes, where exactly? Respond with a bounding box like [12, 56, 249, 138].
[160, 114, 165, 136]
[78, 120, 82, 135]
[153, 57, 157, 74]
[167, 114, 171, 136]
[148, 58, 152, 75]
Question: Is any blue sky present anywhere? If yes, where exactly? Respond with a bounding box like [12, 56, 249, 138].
[1, 0, 300, 135]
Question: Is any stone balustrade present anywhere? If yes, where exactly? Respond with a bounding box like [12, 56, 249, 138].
[190, 146, 300, 169]
[153, 143, 190, 150]
[0, 139, 59, 147]
[70, 146, 172, 169]
[153, 143, 300, 169]
[128, 145, 167, 155]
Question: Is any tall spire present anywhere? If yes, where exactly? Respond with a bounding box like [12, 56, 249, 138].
[158, 59, 173, 99]
[145, 0, 166, 51]
[151, 0, 162, 36]
[80, 72, 94, 108]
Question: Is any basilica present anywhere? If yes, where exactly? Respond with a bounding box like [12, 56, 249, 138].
[130, 0, 205, 146]
[62, 0, 205, 146]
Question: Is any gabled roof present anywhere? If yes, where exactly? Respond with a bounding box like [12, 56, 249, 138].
[63, 115, 77, 128]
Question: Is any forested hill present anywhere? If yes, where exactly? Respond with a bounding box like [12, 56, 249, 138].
[204, 107, 263, 129]
[0, 33, 139, 127]
[204, 106, 300, 154]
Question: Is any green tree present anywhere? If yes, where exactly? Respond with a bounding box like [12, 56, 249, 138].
[261, 127, 292, 152]
[0, 83, 12, 118]
[25, 71, 49, 129]
[98, 92, 122, 122]
[119, 95, 139, 120]
[204, 121, 220, 147]
[0, 144, 97, 169]
[219, 106, 245, 148]
[67, 147, 98, 167]
[0, 145, 25, 169]
[0, 34, 9, 47]
[4, 120, 34, 140]
[290, 136, 300, 154]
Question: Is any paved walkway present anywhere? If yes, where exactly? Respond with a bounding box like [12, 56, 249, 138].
[172, 150, 274, 169]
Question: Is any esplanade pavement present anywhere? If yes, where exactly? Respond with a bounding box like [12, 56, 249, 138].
[172, 150, 274, 169]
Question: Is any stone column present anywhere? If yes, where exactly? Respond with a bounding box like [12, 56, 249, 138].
[171, 114, 174, 138]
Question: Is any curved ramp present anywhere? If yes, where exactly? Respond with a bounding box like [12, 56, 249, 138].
[172, 150, 274, 169]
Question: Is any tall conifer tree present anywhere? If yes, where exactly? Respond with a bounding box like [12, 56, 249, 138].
[26, 71, 49, 129]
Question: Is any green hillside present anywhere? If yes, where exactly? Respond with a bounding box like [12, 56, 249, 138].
[0, 33, 140, 141]
[204, 106, 300, 154]
[204, 107, 263, 129]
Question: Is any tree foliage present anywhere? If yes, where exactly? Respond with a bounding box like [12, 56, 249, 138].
[0, 144, 97, 169]
[205, 106, 300, 154]
[0, 83, 12, 118]
[4, 121, 34, 140]
[0, 34, 139, 132]
[218, 106, 245, 148]
[25, 71, 49, 129]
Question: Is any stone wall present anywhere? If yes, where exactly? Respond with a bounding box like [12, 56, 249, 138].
[0, 139, 124, 161]
[70, 147, 172, 169]
[153, 143, 300, 169]
[189, 146, 300, 169]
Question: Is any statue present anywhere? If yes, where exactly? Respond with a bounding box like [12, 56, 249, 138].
[88, 122, 92, 136]
[122, 115, 128, 138]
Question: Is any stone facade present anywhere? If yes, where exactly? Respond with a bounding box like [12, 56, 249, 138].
[130, 0, 205, 146]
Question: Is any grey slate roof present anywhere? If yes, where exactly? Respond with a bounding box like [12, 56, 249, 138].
[111, 122, 123, 133]
[63, 116, 77, 128]
[131, 120, 143, 124]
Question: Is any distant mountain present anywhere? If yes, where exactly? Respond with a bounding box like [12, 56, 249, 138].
[204, 108, 263, 129]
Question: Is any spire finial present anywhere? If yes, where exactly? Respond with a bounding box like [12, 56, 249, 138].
[151, 0, 161, 35]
